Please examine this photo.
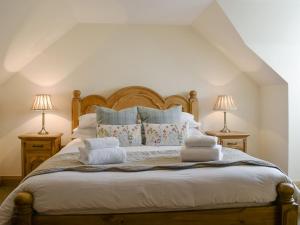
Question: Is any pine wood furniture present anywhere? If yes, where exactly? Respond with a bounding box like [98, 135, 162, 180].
[18, 133, 63, 178]
[12, 86, 297, 225]
[206, 130, 250, 152]
[71, 86, 199, 130]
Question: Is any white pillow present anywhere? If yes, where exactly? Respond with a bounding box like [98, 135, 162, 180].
[78, 113, 97, 129]
[188, 127, 203, 137]
[72, 127, 97, 139]
[180, 112, 203, 136]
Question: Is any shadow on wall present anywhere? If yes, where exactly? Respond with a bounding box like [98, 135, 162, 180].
[17, 24, 243, 88]
[20, 25, 125, 87]
[3, 0, 76, 73]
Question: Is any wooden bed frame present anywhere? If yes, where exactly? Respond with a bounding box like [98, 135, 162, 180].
[71, 86, 199, 130]
[12, 86, 298, 225]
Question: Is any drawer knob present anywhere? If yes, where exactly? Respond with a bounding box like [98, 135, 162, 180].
[227, 142, 238, 145]
[32, 144, 44, 148]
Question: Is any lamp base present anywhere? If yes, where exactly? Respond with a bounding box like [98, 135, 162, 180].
[38, 128, 49, 135]
[220, 127, 231, 133]
[220, 111, 231, 133]
[38, 111, 49, 135]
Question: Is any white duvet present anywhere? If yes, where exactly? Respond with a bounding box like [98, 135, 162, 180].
[0, 139, 294, 225]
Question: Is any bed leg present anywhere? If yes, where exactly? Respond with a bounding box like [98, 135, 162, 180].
[277, 183, 298, 225]
[11, 192, 33, 225]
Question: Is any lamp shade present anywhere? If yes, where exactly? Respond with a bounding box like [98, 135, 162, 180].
[213, 95, 237, 111]
[32, 94, 54, 111]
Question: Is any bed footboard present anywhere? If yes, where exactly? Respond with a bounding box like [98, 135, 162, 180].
[277, 183, 298, 225]
[11, 182, 298, 225]
[12, 192, 33, 225]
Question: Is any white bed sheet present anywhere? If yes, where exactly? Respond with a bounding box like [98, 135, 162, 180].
[0, 139, 292, 225]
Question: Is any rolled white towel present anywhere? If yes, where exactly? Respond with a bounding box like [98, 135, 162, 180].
[185, 135, 217, 147]
[180, 145, 223, 162]
[79, 147, 126, 165]
[83, 137, 120, 150]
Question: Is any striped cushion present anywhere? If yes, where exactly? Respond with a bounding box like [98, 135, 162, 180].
[137, 106, 182, 123]
[96, 106, 138, 125]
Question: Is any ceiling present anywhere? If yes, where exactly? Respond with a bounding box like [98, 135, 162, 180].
[69, 0, 213, 25]
[0, 0, 285, 86]
[193, 2, 285, 85]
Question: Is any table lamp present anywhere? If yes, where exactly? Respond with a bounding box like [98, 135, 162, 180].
[32, 94, 54, 135]
[213, 95, 237, 133]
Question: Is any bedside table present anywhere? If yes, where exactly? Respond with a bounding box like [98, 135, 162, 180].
[205, 131, 250, 152]
[18, 133, 63, 177]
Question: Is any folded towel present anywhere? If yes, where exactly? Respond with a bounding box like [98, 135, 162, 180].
[83, 137, 120, 150]
[180, 145, 223, 162]
[79, 147, 126, 165]
[185, 135, 217, 147]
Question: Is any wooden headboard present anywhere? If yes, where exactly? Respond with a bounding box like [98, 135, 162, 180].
[72, 86, 199, 130]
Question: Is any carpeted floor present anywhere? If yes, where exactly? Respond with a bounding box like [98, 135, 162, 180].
[0, 184, 299, 224]
[0, 184, 17, 204]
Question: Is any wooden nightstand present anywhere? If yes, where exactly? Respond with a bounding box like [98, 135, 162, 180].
[205, 131, 250, 152]
[18, 133, 63, 177]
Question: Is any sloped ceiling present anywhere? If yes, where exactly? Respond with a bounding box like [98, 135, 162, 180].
[69, 0, 213, 24]
[0, 0, 285, 86]
[192, 2, 285, 85]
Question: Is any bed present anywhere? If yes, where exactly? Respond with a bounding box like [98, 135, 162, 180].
[0, 86, 298, 225]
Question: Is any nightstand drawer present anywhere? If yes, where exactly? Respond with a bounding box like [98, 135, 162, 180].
[222, 139, 243, 150]
[24, 141, 51, 150]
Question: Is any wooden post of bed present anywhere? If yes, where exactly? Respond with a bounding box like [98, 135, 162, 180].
[12, 192, 33, 225]
[72, 90, 81, 131]
[189, 90, 199, 121]
[277, 183, 298, 225]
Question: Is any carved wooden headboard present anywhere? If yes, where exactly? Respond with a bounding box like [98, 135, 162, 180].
[72, 86, 199, 130]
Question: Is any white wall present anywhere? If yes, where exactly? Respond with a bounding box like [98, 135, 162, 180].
[0, 24, 260, 175]
[192, 1, 289, 172]
[218, 0, 300, 180]
[260, 85, 288, 172]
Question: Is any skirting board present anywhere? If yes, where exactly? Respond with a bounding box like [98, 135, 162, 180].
[0, 176, 22, 186]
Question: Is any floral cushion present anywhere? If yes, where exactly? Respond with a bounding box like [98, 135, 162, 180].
[96, 124, 142, 147]
[143, 122, 189, 146]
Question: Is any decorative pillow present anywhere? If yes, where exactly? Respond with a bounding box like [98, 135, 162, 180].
[96, 124, 142, 147]
[137, 106, 182, 123]
[143, 122, 189, 146]
[96, 106, 138, 125]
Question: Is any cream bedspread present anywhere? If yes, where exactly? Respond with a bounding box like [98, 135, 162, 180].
[0, 139, 296, 225]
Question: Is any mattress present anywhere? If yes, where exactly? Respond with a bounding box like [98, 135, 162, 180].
[0, 139, 294, 225]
